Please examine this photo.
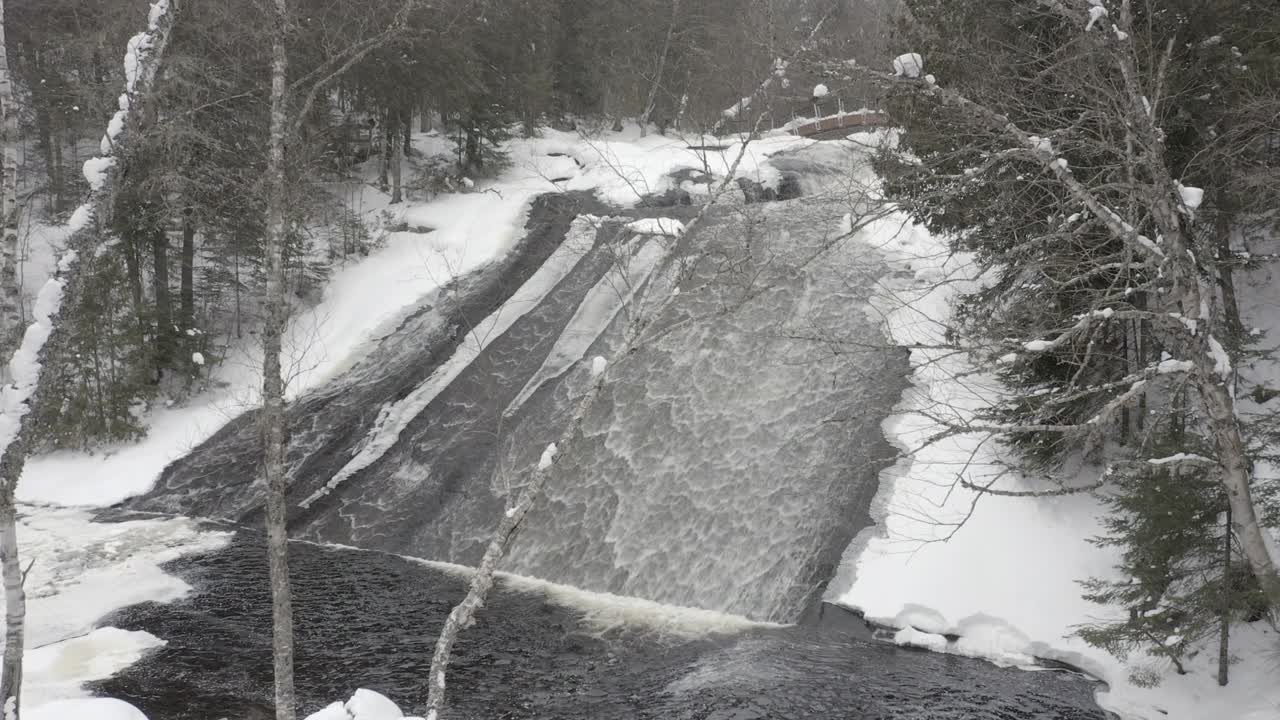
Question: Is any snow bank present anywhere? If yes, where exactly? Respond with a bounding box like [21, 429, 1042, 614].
[29, 698, 148, 720]
[304, 689, 423, 720]
[10, 509, 228, 710]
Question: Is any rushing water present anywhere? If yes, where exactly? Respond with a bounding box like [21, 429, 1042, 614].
[124, 143, 907, 622]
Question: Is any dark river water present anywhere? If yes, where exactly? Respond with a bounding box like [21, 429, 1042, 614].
[100, 144, 1111, 718]
[94, 532, 1107, 720]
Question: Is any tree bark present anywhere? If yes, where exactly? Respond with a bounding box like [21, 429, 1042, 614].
[378, 110, 391, 191]
[262, 1, 297, 718]
[33, 108, 55, 213]
[151, 225, 172, 373]
[390, 113, 403, 204]
[0, 496, 23, 719]
[1214, 204, 1244, 340]
[0, 0, 20, 372]
[402, 110, 411, 158]
[1217, 504, 1231, 687]
[180, 207, 195, 336]
[124, 239, 146, 338]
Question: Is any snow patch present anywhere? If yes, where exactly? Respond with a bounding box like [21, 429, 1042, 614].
[626, 217, 685, 237]
[893, 53, 924, 78]
[538, 442, 558, 470]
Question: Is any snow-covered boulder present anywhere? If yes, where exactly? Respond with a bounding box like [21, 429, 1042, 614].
[893, 52, 924, 78]
[304, 689, 419, 720]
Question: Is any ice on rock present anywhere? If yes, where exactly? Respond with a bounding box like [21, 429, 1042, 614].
[538, 442, 559, 470]
[812, 83, 829, 98]
[893, 52, 924, 78]
[1178, 182, 1204, 210]
[626, 217, 685, 237]
[894, 626, 949, 651]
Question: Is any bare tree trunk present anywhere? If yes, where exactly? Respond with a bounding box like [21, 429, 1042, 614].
[0, 495, 23, 719]
[180, 207, 195, 334]
[151, 226, 173, 373]
[34, 109, 54, 211]
[1214, 205, 1244, 340]
[402, 111, 411, 158]
[378, 109, 391, 192]
[1217, 504, 1231, 687]
[262, 0, 297, 718]
[638, 0, 679, 137]
[390, 113, 403, 204]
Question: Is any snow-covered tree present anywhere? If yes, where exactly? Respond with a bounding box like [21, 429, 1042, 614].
[0, 0, 179, 715]
[835, 0, 1280, 620]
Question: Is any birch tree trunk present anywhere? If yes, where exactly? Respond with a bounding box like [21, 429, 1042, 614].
[0, 0, 21, 370]
[262, 0, 297, 717]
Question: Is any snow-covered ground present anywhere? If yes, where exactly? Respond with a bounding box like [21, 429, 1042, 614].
[834, 131, 1280, 720]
